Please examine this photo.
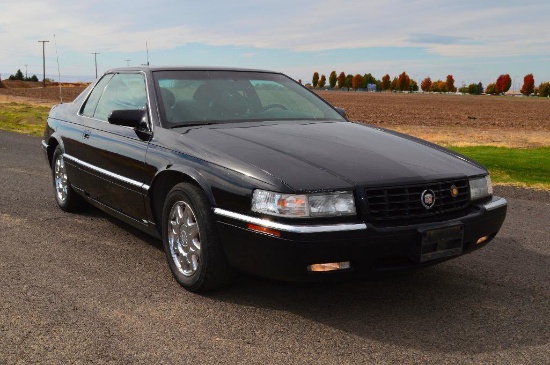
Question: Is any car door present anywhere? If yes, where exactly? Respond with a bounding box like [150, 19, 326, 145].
[68, 72, 151, 221]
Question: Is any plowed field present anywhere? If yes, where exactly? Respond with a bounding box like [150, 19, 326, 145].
[1, 85, 549, 147]
[317, 91, 550, 147]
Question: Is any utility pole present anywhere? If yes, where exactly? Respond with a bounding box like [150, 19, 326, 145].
[91, 52, 100, 79]
[25, 64, 28, 79]
[124, 59, 131, 67]
[38, 40, 50, 88]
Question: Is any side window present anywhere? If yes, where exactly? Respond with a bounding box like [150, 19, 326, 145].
[93, 73, 147, 122]
[80, 74, 114, 117]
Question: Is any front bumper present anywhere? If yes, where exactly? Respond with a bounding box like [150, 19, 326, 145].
[214, 197, 507, 281]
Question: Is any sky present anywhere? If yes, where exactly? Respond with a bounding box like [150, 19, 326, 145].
[1, 0, 549, 89]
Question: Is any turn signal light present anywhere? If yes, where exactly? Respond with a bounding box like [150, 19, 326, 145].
[247, 224, 281, 237]
[307, 261, 351, 272]
[476, 235, 489, 245]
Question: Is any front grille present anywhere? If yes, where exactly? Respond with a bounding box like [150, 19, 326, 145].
[365, 179, 470, 221]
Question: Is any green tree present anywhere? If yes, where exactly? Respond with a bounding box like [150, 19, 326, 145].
[409, 79, 419, 92]
[390, 77, 398, 91]
[312, 72, 319, 88]
[467, 83, 483, 95]
[362, 73, 377, 88]
[538, 82, 550, 97]
[485, 83, 497, 95]
[9, 69, 24, 80]
[318, 74, 326, 88]
[329, 71, 337, 89]
[29, 75, 39, 82]
[345, 74, 353, 91]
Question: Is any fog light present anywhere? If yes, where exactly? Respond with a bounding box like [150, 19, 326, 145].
[476, 235, 489, 245]
[307, 261, 351, 272]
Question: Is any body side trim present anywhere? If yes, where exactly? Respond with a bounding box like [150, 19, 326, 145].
[64, 153, 150, 191]
[214, 208, 367, 233]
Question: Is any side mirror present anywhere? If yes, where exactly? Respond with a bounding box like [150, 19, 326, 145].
[108, 109, 148, 130]
[335, 107, 347, 118]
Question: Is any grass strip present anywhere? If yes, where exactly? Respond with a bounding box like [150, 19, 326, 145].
[1, 102, 548, 189]
[0, 102, 50, 136]
[450, 146, 550, 189]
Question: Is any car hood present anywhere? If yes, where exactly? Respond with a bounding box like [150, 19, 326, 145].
[174, 120, 486, 191]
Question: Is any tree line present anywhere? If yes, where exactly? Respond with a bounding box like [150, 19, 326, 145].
[4, 68, 39, 82]
[310, 71, 550, 97]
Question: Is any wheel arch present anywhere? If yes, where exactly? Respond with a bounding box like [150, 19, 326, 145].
[148, 166, 215, 234]
[45, 136, 64, 167]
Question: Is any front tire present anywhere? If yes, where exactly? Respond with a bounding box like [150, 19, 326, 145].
[52, 146, 84, 212]
[162, 183, 234, 292]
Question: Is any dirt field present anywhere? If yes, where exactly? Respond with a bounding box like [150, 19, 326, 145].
[1, 85, 549, 147]
[318, 91, 550, 148]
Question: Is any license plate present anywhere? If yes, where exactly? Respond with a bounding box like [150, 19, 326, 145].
[418, 225, 464, 262]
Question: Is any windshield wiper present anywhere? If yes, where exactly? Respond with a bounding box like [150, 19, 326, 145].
[170, 121, 220, 129]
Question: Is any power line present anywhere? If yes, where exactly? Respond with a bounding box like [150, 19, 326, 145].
[38, 40, 50, 88]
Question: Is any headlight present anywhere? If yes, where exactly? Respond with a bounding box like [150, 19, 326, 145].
[251, 190, 356, 218]
[469, 175, 493, 201]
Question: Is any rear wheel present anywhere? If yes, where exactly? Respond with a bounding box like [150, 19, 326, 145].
[162, 183, 235, 292]
[52, 146, 85, 212]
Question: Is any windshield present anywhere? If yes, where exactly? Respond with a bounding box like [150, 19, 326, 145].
[152, 70, 344, 127]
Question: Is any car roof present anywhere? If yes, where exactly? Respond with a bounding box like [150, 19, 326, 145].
[104, 66, 281, 74]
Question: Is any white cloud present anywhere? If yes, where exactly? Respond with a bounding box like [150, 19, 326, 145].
[1, 0, 549, 81]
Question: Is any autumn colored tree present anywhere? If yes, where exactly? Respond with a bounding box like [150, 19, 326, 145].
[318, 74, 326, 88]
[409, 79, 418, 92]
[485, 83, 497, 95]
[495, 74, 512, 94]
[421, 77, 432, 92]
[329, 71, 337, 89]
[337, 72, 346, 89]
[397, 71, 410, 91]
[430, 80, 446, 92]
[352, 74, 362, 91]
[520, 74, 534, 96]
[312, 72, 319, 88]
[446, 75, 456, 93]
[381, 74, 391, 91]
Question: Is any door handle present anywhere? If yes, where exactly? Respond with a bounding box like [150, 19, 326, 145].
[83, 130, 91, 139]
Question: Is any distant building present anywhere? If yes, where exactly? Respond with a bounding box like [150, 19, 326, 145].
[367, 83, 377, 92]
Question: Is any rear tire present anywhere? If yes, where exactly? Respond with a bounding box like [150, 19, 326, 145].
[162, 183, 235, 292]
[52, 146, 85, 212]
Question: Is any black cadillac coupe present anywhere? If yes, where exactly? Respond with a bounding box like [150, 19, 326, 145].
[42, 67, 507, 291]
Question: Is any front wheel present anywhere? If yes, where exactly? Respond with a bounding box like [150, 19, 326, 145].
[162, 183, 234, 292]
[52, 146, 85, 212]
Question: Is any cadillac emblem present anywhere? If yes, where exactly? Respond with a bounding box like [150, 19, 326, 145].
[450, 185, 459, 198]
[421, 189, 436, 209]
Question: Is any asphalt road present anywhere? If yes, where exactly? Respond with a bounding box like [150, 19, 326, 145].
[1, 130, 549, 364]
